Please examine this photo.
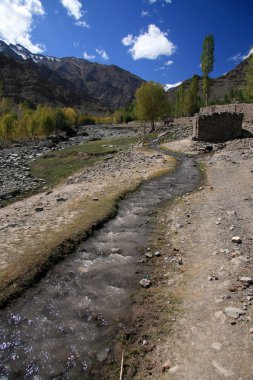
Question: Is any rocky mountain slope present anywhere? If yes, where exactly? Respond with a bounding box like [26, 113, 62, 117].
[0, 40, 144, 112]
[0, 54, 106, 112]
[168, 57, 249, 101]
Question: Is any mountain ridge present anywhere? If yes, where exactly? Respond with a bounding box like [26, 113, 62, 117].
[0, 40, 144, 112]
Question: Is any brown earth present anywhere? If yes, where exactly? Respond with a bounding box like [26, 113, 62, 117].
[122, 135, 253, 380]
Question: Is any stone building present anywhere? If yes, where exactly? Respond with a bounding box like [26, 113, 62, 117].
[193, 111, 243, 142]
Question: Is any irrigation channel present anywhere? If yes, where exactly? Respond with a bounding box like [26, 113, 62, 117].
[0, 148, 200, 379]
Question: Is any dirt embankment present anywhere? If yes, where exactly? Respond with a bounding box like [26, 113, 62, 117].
[123, 136, 253, 380]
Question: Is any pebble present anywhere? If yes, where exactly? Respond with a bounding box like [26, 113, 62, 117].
[154, 251, 161, 257]
[145, 252, 153, 259]
[162, 359, 172, 371]
[140, 278, 151, 288]
[111, 248, 120, 254]
[224, 306, 246, 319]
[232, 236, 242, 244]
[239, 277, 253, 284]
[35, 207, 44, 212]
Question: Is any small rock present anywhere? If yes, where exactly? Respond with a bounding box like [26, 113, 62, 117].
[169, 365, 179, 374]
[162, 359, 172, 371]
[111, 248, 120, 254]
[35, 207, 43, 212]
[140, 278, 151, 288]
[250, 328, 253, 334]
[239, 277, 253, 285]
[208, 276, 213, 281]
[154, 251, 161, 257]
[92, 197, 99, 201]
[232, 236, 242, 244]
[56, 197, 67, 202]
[178, 257, 183, 265]
[224, 306, 246, 319]
[145, 252, 153, 259]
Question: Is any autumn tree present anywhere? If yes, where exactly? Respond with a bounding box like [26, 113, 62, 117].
[135, 81, 168, 131]
[201, 34, 215, 105]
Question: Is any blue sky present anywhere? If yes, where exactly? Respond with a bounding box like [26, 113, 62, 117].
[0, 0, 252, 88]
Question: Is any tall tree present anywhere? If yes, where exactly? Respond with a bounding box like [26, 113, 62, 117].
[135, 81, 168, 131]
[201, 34, 215, 105]
[243, 53, 253, 99]
[184, 75, 200, 115]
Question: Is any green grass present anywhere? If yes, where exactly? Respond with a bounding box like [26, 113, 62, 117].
[31, 133, 158, 187]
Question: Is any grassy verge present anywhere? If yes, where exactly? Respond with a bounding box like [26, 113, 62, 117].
[31, 133, 157, 187]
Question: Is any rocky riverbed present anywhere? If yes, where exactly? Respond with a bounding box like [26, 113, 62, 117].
[0, 125, 140, 203]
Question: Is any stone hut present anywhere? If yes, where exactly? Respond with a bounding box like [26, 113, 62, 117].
[193, 111, 243, 142]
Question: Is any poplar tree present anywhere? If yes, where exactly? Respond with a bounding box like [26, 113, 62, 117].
[243, 53, 253, 99]
[201, 34, 215, 105]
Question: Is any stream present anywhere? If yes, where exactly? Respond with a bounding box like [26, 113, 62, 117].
[0, 149, 200, 379]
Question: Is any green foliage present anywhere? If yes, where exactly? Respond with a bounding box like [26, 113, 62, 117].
[0, 80, 4, 98]
[184, 75, 200, 115]
[78, 114, 95, 125]
[243, 54, 253, 100]
[0, 100, 74, 140]
[113, 102, 136, 124]
[135, 81, 168, 129]
[172, 76, 202, 117]
[201, 34, 215, 105]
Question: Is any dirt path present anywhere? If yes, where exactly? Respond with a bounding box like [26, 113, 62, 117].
[131, 137, 253, 379]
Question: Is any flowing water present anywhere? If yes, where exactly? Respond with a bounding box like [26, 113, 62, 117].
[0, 150, 200, 379]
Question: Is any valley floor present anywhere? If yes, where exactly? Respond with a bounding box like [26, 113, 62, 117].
[129, 135, 253, 379]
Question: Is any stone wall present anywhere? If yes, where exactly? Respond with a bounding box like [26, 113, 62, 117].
[193, 112, 243, 142]
[200, 103, 253, 125]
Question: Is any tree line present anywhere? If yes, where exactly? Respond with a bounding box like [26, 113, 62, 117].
[0, 34, 252, 140]
[134, 35, 253, 127]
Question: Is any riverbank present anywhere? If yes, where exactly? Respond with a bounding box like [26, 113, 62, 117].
[124, 135, 253, 379]
[0, 144, 175, 307]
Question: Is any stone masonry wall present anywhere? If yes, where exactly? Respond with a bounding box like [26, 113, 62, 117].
[200, 103, 253, 125]
[194, 112, 243, 142]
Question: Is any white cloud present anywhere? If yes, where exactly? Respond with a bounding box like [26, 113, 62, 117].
[83, 51, 95, 60]
[59, 0, 89, 27]
[59, 0, 82, 19]
[228, 47, 253, 62]
[122, 34, 134, 47]
[75, 20, 89, 28]
[141, 10, 151, 17]
[0, 0, 45, 53]
[122, 24, 176, 60]
[164, 81, 182, 91]
[148, 0, 172, 4]
[165, 59, 173, 65]
[96, 48, 109, 61]
[243, 47, 253, 60]
[228, 53, 243, 62]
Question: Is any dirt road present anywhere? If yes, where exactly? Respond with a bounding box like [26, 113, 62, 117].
[130, 136, 253, 380]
